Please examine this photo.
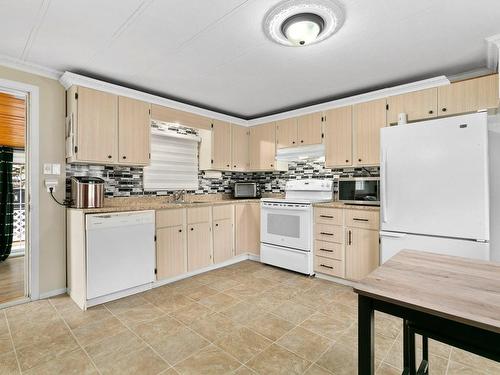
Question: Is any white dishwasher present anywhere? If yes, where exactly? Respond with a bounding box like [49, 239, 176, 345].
[86, 210, 155, 300]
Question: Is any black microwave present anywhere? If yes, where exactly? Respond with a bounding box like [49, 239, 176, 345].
[338, 177, 380, 205]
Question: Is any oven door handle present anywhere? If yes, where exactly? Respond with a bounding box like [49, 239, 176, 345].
[261, 204, 310, 211]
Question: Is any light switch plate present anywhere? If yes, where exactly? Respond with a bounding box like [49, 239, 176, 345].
[52, 164, 61, 175]
[43, 164, 52, 175]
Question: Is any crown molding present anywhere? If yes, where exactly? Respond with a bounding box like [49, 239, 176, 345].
[246, 75, 450, 126]
[486, 33, 500, 72]
[0, 54, 62, 80]
[59, 71, 249, 126]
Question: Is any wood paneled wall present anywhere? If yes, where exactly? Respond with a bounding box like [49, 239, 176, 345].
[0, 92, 25, 148]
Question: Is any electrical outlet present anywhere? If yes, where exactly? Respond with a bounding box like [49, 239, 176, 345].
[45, 179, 58, 192]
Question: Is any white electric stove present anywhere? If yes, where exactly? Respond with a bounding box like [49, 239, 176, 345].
[260, 179, 333, 275]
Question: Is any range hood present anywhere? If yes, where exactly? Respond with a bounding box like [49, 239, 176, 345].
[275, 144, 325, 162]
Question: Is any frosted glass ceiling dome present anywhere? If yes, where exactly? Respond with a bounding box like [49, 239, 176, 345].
[264, 0, 345, 47]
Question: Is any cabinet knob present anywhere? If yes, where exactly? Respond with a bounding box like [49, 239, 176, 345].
[428, 110, 434, 114]
[358, 158, 362, 162]
[190, 228, 194, 231]
[442, 108, 447, 112]
[122, 156, 127, 160]
[227, 164, 230, 167]
[270, 164, 274, 167]
[215, 223, 218, 227]
[292, 141, 295, 144]
[345, 160, 349, 163]
[108, 155, 112, 159]
[178, 229, 182, 233]
[300, 140, 304, 143]
[233, 165, 236, 168]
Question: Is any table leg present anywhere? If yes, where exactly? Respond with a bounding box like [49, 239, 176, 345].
[358, 295, 374, 375]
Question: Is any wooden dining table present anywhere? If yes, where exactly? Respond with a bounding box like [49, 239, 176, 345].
[353, 250, 500, 375]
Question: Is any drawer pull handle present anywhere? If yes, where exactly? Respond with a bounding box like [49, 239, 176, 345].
[320, 232, 334, 236]
[353, 218, 369, 222]
[320, 264, 334, 269]
[320, 215, 334, 219]
[320, 248, 334, 252]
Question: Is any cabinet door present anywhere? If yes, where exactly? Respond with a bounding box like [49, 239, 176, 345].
[231, 125, 249, 171]
[386, 88, 438, 125]
[276, 118, 297, 148]
[235, 203, 260, 255]
[76, 86, 118, 163]
[353, 98, 386, 166]
[324, 106, 352, 167]
[211, 120, 232, 171]
[118, 96, 150, 165]
[213, 218, 233, 263]
[438, 74, 499, 116]
[345, 227, 379, 281]
[156, 225, 186, 280]
[150, 104, 212, 130]
[297, 112, 323, 145]
[187, 222, 212, 271]
[249, 122, 277, 171]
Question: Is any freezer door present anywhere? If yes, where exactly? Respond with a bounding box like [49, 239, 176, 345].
[380, 112, 489, 241]
[380, 232, 490, 264]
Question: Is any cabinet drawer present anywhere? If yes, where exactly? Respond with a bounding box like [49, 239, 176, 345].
[314, 207, 343, 225]
[315, 224, 343, 243]
[314, 256, 345, 278]
[156, 209, 185, 228]
[314, 241, 343, 260]
[212, 204, 233, 221]
[187, 207, 211, 224]
[345, 209, 379, 230]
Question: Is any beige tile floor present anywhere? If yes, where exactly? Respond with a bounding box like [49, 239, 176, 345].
[0, 260, 498, 374]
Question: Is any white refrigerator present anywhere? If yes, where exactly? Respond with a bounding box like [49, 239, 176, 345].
[380, 112, 496, 263]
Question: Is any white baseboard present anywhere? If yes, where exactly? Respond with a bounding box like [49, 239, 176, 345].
[153, 254, 250, 288]
[315, 272, 355, 287]
[248, 254, 261, 262]
[39, 288, 67, 299]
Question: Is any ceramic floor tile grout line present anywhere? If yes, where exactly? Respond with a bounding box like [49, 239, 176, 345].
[3, 309, 22, 375]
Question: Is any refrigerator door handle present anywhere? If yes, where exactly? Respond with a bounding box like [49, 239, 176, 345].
[380, 231, 407, 238]
[381, 149, 388, 223]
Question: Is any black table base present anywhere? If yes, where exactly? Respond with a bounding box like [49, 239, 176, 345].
[358, 295, 500, 375]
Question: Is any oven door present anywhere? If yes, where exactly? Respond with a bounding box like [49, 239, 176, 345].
[260, 202, 312, 251]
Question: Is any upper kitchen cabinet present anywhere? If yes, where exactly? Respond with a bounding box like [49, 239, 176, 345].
[353, 98, 387, 166]
[297, 112, 323, 145]
[249, 122, 287, 171]
[386, 88, 438, 125]
[118, 96, 151, 165]
[324, 106, 352, 168]
[231, 124, 249, 171]
[276, 118, 297, 148]
[66, 86, 151, 166]
[211, 120, 232, 171]
[438, 74, 499, 117]
[67, 86, 118, 164]
[150, 104, 212, 130]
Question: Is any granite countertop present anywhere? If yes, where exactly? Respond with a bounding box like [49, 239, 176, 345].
[68, 194, 269, 214]
[313, 201, 380, 211]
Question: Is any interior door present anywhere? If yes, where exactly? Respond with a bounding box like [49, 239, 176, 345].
[380, 112, 489, 240]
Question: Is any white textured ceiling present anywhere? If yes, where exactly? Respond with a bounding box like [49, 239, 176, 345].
[1, 0, 499, 118]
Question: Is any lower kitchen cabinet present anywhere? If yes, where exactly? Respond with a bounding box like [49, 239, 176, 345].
[314, 206, 380, 281]
[345, 227, 380, 281]
[187, 222, 213, 271]
[235, 203, 260, 255]
[156, 225, 186, 279]
[213, 218, 233, 263]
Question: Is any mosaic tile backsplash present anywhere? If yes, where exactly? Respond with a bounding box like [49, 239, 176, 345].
[66, 162, 379, 198]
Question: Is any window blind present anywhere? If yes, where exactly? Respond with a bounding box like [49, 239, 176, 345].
[143, 125, 200, 191]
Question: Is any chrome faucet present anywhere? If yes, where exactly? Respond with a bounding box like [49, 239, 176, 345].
[172, 190, 187, 203]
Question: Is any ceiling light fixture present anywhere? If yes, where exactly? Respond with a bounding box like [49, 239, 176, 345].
[264, 0, 345, 47]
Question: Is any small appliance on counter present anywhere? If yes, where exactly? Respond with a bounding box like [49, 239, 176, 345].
[71, 176, 105, 208]
[233, 182, 260, 199]
[338, 177, 380, 205]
